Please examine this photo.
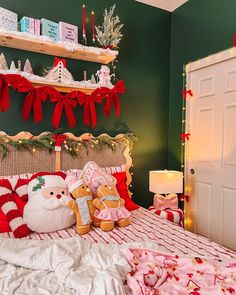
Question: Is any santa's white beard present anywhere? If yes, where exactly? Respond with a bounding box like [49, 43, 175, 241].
[43, 195, 71, 210]
[24, 193, 76, 233]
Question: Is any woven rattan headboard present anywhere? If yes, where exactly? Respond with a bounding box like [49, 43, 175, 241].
[0, 131, 133, 196]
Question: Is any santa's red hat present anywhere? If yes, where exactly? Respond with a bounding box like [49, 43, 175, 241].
[28, 172, 67, 196]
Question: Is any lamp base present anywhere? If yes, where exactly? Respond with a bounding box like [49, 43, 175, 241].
[153, 193, 178, 210]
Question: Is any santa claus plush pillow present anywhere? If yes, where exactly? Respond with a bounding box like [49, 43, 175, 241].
[24, 172, 75, 233]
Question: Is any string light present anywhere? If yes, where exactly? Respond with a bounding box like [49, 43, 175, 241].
[32, 148, 36, 152]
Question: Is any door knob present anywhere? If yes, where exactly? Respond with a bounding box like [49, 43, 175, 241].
[190, 168, 195, 175]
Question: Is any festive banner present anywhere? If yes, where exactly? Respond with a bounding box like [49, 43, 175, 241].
[0, 73, 125, 128]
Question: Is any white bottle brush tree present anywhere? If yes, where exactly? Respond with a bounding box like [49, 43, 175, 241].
[0, 53, 8, 70]
[95, 4, 123, 49]
[23, 59, 33, 74]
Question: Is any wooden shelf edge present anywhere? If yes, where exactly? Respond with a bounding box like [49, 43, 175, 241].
[31, 79, 96, 94]
[0, 31, 118, 64]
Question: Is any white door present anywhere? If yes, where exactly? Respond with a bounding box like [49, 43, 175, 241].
[185, 48, 236, 251]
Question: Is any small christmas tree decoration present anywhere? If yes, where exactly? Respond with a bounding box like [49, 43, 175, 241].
[45, 58, 74, 83]
[95, 4, 123, 49]
[23, 59, 33, 74]
[90, 74, 96, 84]
[0, 53, 8, 70]
[10, 61, 17, 71]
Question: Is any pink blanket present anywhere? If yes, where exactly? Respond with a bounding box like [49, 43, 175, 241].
[126, 248, 236, 295]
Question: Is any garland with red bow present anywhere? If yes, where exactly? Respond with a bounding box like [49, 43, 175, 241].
[0, 73, 125, 129]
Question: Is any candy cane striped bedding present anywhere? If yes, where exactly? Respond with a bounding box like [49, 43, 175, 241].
[0, 207, 235, 260]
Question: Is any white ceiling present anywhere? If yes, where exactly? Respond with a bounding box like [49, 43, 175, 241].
[135, 0, 188, 12]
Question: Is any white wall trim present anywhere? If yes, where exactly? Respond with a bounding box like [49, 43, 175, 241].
[186, 47, 236, 73]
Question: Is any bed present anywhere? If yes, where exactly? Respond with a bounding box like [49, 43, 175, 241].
[0, 131, 235, 295]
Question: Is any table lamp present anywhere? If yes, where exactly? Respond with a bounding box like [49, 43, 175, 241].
[149, 170, 183, 210]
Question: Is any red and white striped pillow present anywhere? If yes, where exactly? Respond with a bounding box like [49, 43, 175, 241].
[0, 179, 29, 238]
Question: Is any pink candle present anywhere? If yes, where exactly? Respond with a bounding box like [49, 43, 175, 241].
[82, 4, 86, 37]
[91, 11, 95, 42]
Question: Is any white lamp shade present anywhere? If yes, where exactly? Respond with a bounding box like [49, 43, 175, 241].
[149, 170, 183, 194]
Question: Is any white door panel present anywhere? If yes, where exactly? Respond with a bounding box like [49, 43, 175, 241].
[185, 49, 236, 250]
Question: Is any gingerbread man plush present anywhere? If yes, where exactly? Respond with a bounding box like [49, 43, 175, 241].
[65, 176, 100, 235]
[93, 183, 131, 231]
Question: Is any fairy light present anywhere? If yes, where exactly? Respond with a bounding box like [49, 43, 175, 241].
[18, 140, 22, 144]
[32, 148, 36, 152]
[50, 140, 53, 145]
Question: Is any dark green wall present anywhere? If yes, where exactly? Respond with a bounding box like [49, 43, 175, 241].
[169, 0, 236, 169]
[0, 0, 171, 207]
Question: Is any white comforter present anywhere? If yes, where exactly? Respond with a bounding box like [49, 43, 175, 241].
[0, 237, 161, 295]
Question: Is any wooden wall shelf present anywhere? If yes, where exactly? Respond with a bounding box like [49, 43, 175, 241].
[30, 79, 95, 94]
[0, 32, 117, 64]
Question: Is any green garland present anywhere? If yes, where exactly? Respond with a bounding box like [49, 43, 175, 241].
[0, 132, 137, 160]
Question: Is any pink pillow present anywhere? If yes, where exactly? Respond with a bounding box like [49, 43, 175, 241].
[78, 161, 117, 196]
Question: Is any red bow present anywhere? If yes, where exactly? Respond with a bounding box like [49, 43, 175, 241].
[5, 74, 33, 92]
[182, 89, 193, 100]
[51, 90, 77, 129]
[102, 45, 114, 50]
[22, 86, 50, 123]
[234, 34, 236, 47]
[53, 134, 67, 149]
[180, 194, 190, 202]
[53, 57, 67, 68]
[102, 80, 125, 117]
[78, 91, 103, 128]
[0, 74, 10, 112]
[180, 133, 191, 141]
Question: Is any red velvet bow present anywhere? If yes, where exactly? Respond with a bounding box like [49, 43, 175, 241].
[50, 90, 77, 129]
[180, 194, 190, 202]
[22, 86, 50, 123]
[53, 57, 67, 68]
[180, 132, 191, 141]
[0, 74, 10, 112]
[103, 80, 125, 117]
[53, 134, 67, 147]
[78, 91, 103, 128]
[182, 89, 193, 100]
[5, 74, 33, 92]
